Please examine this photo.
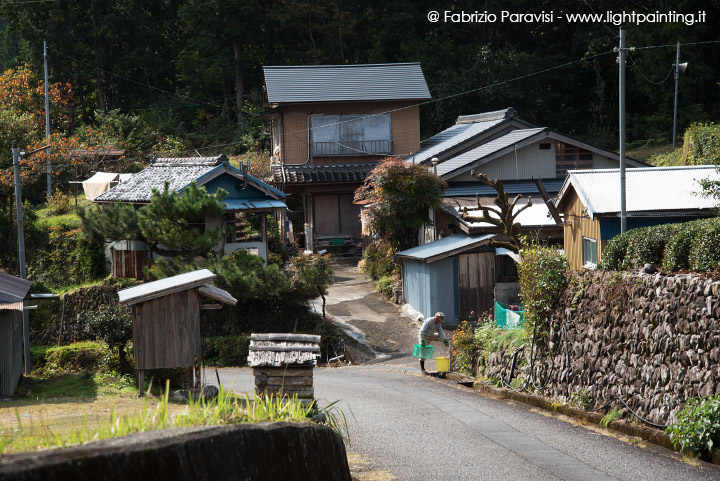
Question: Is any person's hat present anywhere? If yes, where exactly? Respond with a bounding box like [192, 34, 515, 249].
[435, 312, 445, 321]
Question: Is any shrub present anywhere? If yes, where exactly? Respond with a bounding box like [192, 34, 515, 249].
[202, 335, 251, 367]
[41, 341, 107, 375]
[667, 394, 720, 459]
[80, 305, 133, 373]
[518, 246, 568, 338]
[451, 314, 497, 376]
[46, 191, 72, 216]
[688, 218, 720, 273]
[621, 223, 680, 270]
[598, 231, 631, 270]
[362, 241, 397, 281]
[375, 274, 395, 298]
[662, 219, 709, 271]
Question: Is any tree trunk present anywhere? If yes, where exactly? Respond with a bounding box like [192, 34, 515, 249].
[233, 40, 244, 125]
[90, 0, 106, 112]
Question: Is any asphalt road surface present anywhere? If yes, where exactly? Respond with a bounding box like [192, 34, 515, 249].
[206, 365, 720, 481]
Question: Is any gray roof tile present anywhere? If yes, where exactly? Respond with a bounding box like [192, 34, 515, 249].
[263, 63, 431, 104]
[273, 163, 377, 185]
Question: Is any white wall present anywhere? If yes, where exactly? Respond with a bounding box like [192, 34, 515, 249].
[450, 141, 556, 181]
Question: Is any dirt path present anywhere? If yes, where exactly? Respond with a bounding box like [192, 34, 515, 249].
[315, 261, 448, 370]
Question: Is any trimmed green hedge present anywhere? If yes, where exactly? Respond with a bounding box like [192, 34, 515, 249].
[600, 218, 720, 273]
[41, 341, 107, 375]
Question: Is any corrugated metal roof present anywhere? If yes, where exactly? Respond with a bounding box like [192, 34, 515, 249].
[558, 165, 720, 217]
[273, 163, 377, 185]
[409, 119, 507, 165]
[263, 63, 431, 104]
[444, 179, 564, 197]
[118, 269, 216, 305]
[437, 128, 547, 177]
[224, 199, 287, 210]
[396, 233, 495, 263]
[0, 271, 31, 303]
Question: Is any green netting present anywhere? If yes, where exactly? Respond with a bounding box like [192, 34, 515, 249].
[494, 301, 525, 329]
[413, 344, 434, 359]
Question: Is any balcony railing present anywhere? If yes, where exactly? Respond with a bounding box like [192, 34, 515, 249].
[311, 139, 394, 156]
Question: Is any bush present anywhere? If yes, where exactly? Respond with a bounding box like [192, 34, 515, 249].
[667, 394, 720, 459]
[202, 335, 251, 367]
[80, 305, 133, 373]
[375, 275, 395, 298]
[518, 246, 568, 338]
[41, 341, 107, 375]
[451, 314, 497, 376]
[46, 191, 72, 216]
[688, 218, 720, 273]
[662, 219, 709, 271]
[621, 223, 680, 270]
[362, 241, 397, 281]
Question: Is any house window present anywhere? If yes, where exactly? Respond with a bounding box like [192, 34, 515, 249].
[539, 143, 551, 150]
[224, 212, 263, 243]
[556, 141, 593, 177]
[582, 237, 598, 267]
[310, 114, 393, 156]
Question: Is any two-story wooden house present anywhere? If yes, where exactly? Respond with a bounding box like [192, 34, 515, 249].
[264, 63, 431, 252]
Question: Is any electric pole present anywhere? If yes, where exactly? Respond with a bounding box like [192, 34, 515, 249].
[12, 146, 31, 375]
[618, 28, 627, 234]
[672, 41, 680, 148]
[44, 40, 51, 198]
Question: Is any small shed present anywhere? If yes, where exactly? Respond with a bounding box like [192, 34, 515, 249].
[248, 333, 321, 405]
[0, 272, 31, 397]
[118, 269, 237, 393]
[396, 233, 498, 325]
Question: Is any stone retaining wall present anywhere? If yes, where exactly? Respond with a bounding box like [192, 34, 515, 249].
[0, 422, 351, 481]
[485, 271, 720, 425]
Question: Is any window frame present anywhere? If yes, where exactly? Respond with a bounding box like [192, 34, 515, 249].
[582, 236, 598, 268]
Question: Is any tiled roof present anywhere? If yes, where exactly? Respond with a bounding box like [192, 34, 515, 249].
[273, 163, 378, 185]
[263, 63, 431, 103]
[557, 165, 720, 217]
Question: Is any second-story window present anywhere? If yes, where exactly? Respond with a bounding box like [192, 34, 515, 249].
[311, 114, 393, 156]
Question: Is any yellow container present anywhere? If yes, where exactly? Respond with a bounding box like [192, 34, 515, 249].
[435, 356, 449, 372]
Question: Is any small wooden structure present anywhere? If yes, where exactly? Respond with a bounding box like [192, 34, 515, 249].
[118, 269, 237, 393]
[248, 333, 321, 405]
[0, 272, 31, 397]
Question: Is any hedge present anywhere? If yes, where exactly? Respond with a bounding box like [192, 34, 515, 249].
[600, 218, 720, 273]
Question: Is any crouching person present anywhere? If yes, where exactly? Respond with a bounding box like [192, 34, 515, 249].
[418, 312, 448, 373]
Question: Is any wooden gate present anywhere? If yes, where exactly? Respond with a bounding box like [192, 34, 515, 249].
[458, 252, 495, 320]
[112, 249, 148, 279]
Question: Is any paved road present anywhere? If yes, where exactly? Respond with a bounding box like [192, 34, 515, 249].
[207, 365, 720, 481]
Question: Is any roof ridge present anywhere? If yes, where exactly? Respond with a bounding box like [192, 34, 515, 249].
[264, 62, 420, 69]
[456, 107, 518, 124]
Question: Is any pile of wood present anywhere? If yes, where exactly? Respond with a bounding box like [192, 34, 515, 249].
[248, 333, 321, 405]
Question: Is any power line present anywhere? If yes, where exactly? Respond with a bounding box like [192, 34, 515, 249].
[196, 50, 616, 152]
[1, 0, 59, 4]
[631, 39, 720, 51]
[627, 54, 674, 85]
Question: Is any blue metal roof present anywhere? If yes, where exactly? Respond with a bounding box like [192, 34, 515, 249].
[396, 233, 495, 263]
[444, 179, 564, 197]
[224, 199, 287, 210]
[263, 63, 431, 104]
[409, 119, 506, 165]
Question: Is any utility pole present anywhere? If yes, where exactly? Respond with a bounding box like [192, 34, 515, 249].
[12, 147, 31, 375]
[618, 27, 627, 234]
[44, 40, 51, 197]
[672, 41, 680, 148]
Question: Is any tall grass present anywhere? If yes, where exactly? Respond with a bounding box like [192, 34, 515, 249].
[0, 382, 346, 454]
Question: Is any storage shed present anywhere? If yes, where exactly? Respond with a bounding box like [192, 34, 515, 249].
[397, 234, 498, 325]
[118, 269, 237, 393]
[0, 272, 31, 397]
[248, 333, 321, 406]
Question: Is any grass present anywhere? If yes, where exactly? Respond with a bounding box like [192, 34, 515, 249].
[600, 408, 623, 427]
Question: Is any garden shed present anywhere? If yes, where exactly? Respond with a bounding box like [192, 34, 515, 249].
[397, 233, 506, 325]
[0, 272, 31, 397]
[118, 269, 237, 393]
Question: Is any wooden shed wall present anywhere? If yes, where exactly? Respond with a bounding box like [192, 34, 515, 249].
[277, 101, 421, 164]
[0, 311, 22, 397]
[112, 249, 148, 279]
[132, 290, 201, 370]
[458, 252, 495, 320]
[561, 190, 602, 271]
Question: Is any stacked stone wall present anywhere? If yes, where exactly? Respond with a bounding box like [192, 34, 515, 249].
[484, 271, 720, 425]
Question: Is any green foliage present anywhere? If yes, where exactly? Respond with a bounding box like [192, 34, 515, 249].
[27, 223, 106, 290]
[451, 315, 497, 376]
[355, 158, 445, 252]
[360, 240, 397, 281]
[682, 122, 720, 166]
[600, 218, 720, 273]
[45, 190, 72, 216]
[40, 341, 107, 376]
[600, 408, 623, 427]
[518, 246, 568, 338]
[80, 202, 142, 243]
[79, 305, 133, 373]
[138, 181, 227, 258]
[202, 335, 251, 367]
[291, 254, 334, 317]
[374, 275, 395, 298]
[667, 394, 720, 458]
[569, 389, 595, 410]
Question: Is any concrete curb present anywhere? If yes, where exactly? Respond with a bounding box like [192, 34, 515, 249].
[442, 372, 675, 451]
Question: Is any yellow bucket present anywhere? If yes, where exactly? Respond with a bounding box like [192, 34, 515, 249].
[435, 356, 449, 372]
